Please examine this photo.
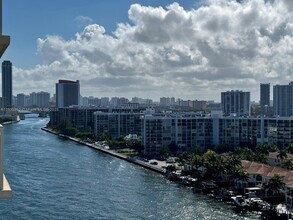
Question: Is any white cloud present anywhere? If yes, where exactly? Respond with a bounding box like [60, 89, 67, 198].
[74, 16, 93, 28]
[13, 0, 293, 101]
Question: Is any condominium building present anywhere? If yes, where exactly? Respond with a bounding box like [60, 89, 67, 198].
[56, 80, 80, 108]
[29, 91, 50, 107]
[221, 90, 251, 116]
[160, 97, 171, 107]
[141, 113, 213, 156]
[16, 93, 25, 107]
[94, 111, 143, 139]
[273, 82, 293, 117]
[141, 112, 293, 156]
[50, 106, 144, 131]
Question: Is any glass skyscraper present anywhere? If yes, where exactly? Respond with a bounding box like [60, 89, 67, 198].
[2, 60, 12, 108]
[260, 83, 270, 116]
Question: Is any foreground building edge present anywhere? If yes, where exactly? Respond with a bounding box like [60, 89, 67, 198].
[0, 125, 11, 198]
[0, 0, 12, 198]
[0, 174, 11, 198]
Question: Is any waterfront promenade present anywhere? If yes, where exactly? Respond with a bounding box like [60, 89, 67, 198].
[41, 127, 166, 175]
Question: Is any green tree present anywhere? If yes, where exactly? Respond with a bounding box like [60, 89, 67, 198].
[226, 154, 242, 175]
[264, 175, 285, 197]
[216, 144, 230, 154]
[192, 145, 202, 156]
[56, 118, 77, 136]
[256, 143, 270, 155]
[235, 169, 249, 183]
[168, 141, 178, 154]
[99, 132, 111, 141]
[280, 159, 293, 170]
[203, 150, 225, 180]
[286, 144, 293, 154]
[191, 154, 202, 169]
[178, 151, 192, 164]
[63, 127, 77, 136]
[277, 149, 288, 160]
[57, 118, 72, 132]
[160, 146, 170, 159]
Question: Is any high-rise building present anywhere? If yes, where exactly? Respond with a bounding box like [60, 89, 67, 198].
[29, 91, 50, 107]
[16, 93, 25, 107]
[56, 80, 80, 108]
[260, 83, 270, 116]
[221, 90, 251, 116]
[273, 82, 293, 117]
[2, 60, 12, 108]
[160, 97, 171, 107]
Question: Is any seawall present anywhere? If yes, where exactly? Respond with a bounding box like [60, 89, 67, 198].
[41, 127, 165, 175]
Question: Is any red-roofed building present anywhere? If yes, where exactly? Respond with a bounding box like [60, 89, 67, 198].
[268, 152, 293, 167]
[238, 160, 293, 209]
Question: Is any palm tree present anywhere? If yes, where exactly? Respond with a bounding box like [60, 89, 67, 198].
[264, 174, 285, 197]
[277, 149, 288, 160]
[280, 159, 293, 170]
[191, 154, 203, 179]
[256, 143, 270, 155]
[191, 154, 202, 169]
[286, 144, 293, 154]
[225, 155, 242, 176]
[236, 170, 249, 182]
[203, 150, 225, 181]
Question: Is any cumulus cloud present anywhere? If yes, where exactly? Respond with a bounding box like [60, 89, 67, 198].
[14, 0, 293, 101]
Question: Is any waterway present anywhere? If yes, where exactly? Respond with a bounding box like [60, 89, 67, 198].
[0, 116, 259, 219]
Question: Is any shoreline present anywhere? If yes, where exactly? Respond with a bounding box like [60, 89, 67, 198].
[41, 127, 165, 175]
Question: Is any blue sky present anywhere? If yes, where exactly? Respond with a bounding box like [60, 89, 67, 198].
[1, 0, 293, 100]
[3, 0, 198, 69]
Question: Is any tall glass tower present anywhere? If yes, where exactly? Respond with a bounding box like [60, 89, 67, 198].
[56, 80, 80, 108]
[260, 83, 270, 116]
[2, 60, 12, 108]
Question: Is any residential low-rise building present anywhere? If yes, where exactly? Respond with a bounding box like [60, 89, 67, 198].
[267, 152, 293, 167]
[237, 160, 293, 209]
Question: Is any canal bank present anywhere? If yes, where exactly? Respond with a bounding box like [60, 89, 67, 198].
[41, 127, 165, 175]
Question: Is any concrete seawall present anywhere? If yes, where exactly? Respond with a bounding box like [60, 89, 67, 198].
[41, 127, 165, 175]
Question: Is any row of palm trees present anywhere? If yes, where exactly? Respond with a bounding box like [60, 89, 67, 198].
[179, 150, 247, 183]
[178, 150, 286, 197]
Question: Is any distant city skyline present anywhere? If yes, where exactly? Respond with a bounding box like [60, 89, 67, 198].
[2, 0, 293, 101]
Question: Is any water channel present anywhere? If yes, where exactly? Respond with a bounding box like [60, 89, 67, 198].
[0, 115, 259, 219]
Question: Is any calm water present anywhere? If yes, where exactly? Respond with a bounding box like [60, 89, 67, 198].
[0, 116, 259, 219]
